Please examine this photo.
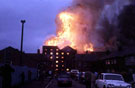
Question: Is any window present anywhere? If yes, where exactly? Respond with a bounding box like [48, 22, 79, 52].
[111, 60, 113, 64]
[56, 56, 59, 59]
[61, 61, 64, 63]
[56, 61, 58, 63]
[50, 52, 53, 55]
[51, 65, 53, 67]
[104, 75, 123, 81]
[108, 61, 110, 64]
[61, 52, 64, 55]
[45, 49, 47, 51]
[56, 49, 59, 51]
[56, 65, 58, 67]
[56, 52, 59, 55]
[45, 52, 47, 55]
[67, 52, 70, 55]
[50, 49, 53, 51]
[50, 56, 53, 59]
[56, 69, 58, 71]
[62, 65, 64, 67]
[106, 60, 110, 65]
[66, 68, 69, 71]
[98, 74, 103, 80]
[101, 75, 103, 80]
[61, 56, 64, 59]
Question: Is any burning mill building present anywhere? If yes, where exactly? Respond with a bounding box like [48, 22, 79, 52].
[41, 0, 135, 73]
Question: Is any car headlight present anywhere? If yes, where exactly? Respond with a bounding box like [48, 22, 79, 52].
[126, 85, 132, 88]
[107, 84, 115, 87]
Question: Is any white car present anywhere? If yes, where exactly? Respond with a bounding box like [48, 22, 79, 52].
[95, 73, 132, 88]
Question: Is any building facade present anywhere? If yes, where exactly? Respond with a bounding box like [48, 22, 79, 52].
[42, 46, 77, 74]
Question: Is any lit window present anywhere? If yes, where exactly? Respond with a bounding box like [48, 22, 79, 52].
[45, 52, 47, 55]
[67, 52, 70, 55]
[45, 49, 47, 51]
[56, 61, 58, 63]
[61, 56, 64, 59]
[56, 49, 59, 51]
[66, 68, 69, 72]
[56, 56, 59, 59]
[50, 56, 53, 59]
[50, 49, 53, 51]
[56, 52, 59, 55]
[56, 65, 58, 67]
[56, 69, 58, 71]
[61, 52, 64, 55]
[50, 52, 53, 55]
[61, 61, 64, 63]
[62, 65, 64, 67]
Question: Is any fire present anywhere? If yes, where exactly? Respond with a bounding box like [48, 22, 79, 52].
[45, 11, 94, 53]
[84, 43, 94, 52]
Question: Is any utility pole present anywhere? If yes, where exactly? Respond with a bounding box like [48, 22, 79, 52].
[20, 20, 26, 65]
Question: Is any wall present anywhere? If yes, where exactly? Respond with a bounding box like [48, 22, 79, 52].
[0, 64, 37, 87]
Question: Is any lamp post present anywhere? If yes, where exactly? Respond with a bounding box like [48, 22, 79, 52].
[20, 20, 26, 65]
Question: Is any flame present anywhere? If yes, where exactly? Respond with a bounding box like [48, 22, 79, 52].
[45, 11, 94, 53]
[84, 43, 94, 52]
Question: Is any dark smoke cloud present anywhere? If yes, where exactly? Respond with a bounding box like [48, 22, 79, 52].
[45, 0, 134, 52]
[94, 0, 133, 51]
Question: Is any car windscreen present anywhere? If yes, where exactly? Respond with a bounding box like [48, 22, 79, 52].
[104, 75, 123, 81]
[59, 75, 70, 78]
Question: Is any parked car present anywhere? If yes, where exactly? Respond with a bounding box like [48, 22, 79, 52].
[95, 73, 132, 88]
[70, 69, 79, 80]
[57, 74, 72, 87]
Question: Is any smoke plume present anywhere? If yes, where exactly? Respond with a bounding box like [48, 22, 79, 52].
[95, 0, 133, 51]
[44, 0, 134, 53]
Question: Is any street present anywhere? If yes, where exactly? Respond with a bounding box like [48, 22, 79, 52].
[46, 79, 85, 88]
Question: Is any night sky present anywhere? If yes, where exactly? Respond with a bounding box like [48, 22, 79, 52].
[0, 0, 72, 53]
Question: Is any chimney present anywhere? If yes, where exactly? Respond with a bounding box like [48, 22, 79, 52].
[37, 49, 40, 54]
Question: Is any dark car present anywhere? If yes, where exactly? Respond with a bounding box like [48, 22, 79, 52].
[57, 74, 72, 87]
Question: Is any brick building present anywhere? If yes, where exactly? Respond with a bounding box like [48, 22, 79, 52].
[0, 46, 47, 68]
[42, 46, 77, 73]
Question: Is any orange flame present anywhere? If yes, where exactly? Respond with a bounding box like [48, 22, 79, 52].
[45, 11, 94, 53]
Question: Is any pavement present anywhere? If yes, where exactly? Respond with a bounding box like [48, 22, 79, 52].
[12, 78, 51, 88]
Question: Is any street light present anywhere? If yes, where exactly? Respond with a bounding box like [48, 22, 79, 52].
[20, 20, 26, 65]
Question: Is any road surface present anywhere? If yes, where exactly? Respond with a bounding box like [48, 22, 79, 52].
[46, 79, 85, 88]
